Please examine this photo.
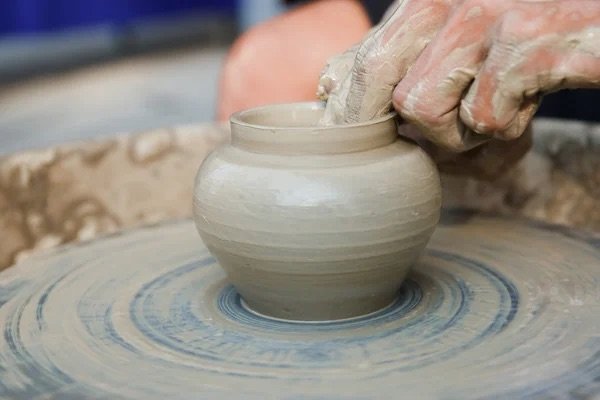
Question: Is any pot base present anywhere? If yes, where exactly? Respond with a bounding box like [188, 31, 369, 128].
[239, 293, 399, 323]
[213, 256, 414, 322]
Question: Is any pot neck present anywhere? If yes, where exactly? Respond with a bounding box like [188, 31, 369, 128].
[229, 102, 398, 155]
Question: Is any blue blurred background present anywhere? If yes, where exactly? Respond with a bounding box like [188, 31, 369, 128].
[0, 0, 287, 83]
[0, 0, 287, 153]
[0, 0, 235, 36]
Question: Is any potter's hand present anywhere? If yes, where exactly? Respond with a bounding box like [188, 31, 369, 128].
[320, 0, 600, 153]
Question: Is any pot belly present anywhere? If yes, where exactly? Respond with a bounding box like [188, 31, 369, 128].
[193, 142, 441, 320]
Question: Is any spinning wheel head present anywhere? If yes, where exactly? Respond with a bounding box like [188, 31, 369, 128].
[0, 212, 598, 399]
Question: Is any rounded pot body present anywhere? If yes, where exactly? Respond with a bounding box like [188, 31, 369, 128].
[193, 102, 441, 321]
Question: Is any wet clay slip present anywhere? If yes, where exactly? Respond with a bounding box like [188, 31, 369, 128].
[193, 102, 442, 321]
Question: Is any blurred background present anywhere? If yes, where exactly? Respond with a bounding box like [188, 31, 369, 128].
[0, 0, 597, 156]
[0, 0, 287, 155]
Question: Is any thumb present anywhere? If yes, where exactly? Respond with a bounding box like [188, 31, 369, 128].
[324, 0, 454, 124]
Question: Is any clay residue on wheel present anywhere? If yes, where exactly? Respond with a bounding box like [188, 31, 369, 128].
[128, 130, 175, 164]
[0, 124, 230, 270]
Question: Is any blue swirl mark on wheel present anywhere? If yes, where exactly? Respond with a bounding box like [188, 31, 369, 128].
[430, 249, 519, 333]
[127, 249, 519, 372]
[2, 270, 76, 397]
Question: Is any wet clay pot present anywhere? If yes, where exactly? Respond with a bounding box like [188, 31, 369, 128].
[193, 102, 442, 321]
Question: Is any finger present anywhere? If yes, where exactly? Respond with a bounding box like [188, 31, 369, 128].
[393, 0, 509, 151]
[317, 45, 360, 101]
[326, 0, 455, 124]
[460, 2, 600, 140]
[318, 2, 402, 103]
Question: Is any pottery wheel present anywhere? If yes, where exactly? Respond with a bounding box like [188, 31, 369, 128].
[1, 212, 599, 399]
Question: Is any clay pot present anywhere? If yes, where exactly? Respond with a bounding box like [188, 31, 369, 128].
[193, 102, 441, 321]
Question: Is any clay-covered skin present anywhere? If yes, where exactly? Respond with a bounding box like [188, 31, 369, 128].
[320, 0, 600, 152]
[194, 103, 442, 321]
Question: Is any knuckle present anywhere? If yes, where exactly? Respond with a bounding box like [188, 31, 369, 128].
[393, 85, 442, 127]
[392, 85, 409, 112]
[397, 99, 442, 128]
[461, 101, 502, 134]
[397, 107, 467, 152]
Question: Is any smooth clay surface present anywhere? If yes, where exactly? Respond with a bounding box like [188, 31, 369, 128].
[193, 102, 442, 321]
[1, 212, 599, 399]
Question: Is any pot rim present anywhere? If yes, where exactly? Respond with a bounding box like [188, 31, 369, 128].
[230, 101, 397, 131]
[229, 102, 399, 155]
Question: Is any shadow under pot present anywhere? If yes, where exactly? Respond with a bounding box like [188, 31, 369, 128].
[193, 102, 442, 322]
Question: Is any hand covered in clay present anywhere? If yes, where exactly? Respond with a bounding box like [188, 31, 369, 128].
[320, 0, 600, 155]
